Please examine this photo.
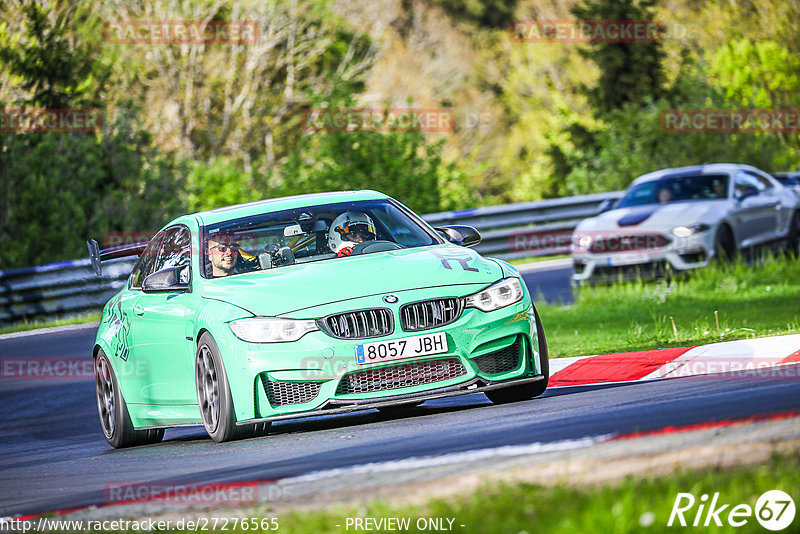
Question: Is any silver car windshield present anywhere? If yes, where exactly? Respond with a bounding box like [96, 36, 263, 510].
[200, 199, 439, 278]
[617, 174, 729, 208]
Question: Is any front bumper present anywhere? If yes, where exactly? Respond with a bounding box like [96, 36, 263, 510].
[217, 285, 543, 423]
[571, 229, 715, 282]
[238, 375, 545, 425]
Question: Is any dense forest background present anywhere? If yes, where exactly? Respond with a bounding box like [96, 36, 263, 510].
[1, 0, 799, 268]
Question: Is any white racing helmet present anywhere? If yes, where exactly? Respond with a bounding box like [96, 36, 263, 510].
[328, 211, 377, 253]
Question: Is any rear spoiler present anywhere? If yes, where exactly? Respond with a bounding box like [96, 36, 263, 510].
[86, 239, 149, 276]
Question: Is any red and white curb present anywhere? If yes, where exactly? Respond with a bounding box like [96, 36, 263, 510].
[549, 333, 800, 387]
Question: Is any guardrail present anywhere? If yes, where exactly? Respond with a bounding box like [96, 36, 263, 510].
[0, 191, 623, 325]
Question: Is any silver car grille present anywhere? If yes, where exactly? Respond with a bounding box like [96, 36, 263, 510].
[319, 308, 394, 339]
[335, 357, 466, 395]
[400, 298, 461, 332]
[261, 375, 322, 406]
[472, 338, 522, 375]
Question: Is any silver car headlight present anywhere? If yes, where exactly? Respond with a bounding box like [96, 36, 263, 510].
[672, 224, 711, 238]
[464, 278, 524, 312]
[229, 317, 318, 343]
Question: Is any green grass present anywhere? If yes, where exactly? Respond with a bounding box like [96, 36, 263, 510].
[268, 449, 800, 533]
[538, 255, 800, 358]
[0, 312, 100, 336]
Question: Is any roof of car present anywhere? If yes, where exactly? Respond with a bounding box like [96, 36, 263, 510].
[629, 163, 763, 186]
[168, 190, 390, 228]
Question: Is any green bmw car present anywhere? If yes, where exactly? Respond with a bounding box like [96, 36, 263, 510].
[90, 190, 549, 448]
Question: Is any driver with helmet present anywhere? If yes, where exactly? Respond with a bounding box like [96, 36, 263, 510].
[328, 211, 377, 257]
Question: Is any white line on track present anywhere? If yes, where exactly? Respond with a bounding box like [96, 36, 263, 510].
[282, 435, 612, 485]
[515, 257, 573, 273]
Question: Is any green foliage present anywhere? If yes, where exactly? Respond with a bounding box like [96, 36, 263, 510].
[571, 0, 666, 114]
[0, 111, 186, 268]
[0, 0, 107, 108]
[425, 0, 518, 28]
[185, 158, 268, 213]
[281, 127, 443, 214]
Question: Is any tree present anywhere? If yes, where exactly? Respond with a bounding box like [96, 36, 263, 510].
[571, 0, 666, 114]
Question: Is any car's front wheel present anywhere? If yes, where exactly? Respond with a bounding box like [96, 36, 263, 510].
[786, 211, 800, 257]
[714, 225, 736, 262]
[195, 333, 270, 442]
[95, 350, 164, 448]
[485, 305, 549, 405]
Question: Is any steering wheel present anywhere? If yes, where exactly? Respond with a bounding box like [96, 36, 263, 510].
[352, 240, 403, 255]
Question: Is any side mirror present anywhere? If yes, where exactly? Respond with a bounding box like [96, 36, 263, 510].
[142, 265, 190, 293]
[434, 225, 482, 247]
[597, 198, 616, 213]
[736, 185, 759, 201]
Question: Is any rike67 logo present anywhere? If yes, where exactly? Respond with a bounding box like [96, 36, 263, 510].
[668, 490, 795, 530]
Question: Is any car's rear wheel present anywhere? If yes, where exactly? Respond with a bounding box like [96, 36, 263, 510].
[95, 350, 164, 448]
[714, 225, 736, 262]
[485, 305, 549, 405]
[196, 333, 270, 442]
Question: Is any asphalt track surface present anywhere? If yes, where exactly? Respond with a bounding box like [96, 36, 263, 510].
[2, 271, 799, 517]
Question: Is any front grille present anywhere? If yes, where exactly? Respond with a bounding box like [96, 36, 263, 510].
[591, 261, 670, 283]
[319, 308, 393, 339]
[589, 233, 670, 253]
[260, 375, 322, 406]
[472, 338, 522, 375]
[335, 358, 466, 395]
[400, 298, 461, 332]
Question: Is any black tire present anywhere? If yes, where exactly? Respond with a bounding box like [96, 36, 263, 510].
[786, 212, 800, 257]
[713, 225, 736, 262]
[196, 333, 270, 442]
[95, 350, 165, 448]
[485, 304, 550, 405]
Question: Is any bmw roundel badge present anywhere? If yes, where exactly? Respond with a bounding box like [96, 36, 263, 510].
[383, 294, 399, 304]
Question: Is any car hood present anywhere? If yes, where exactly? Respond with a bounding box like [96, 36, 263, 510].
[200, 245, 502, 317]
[577, 201, 725, 231]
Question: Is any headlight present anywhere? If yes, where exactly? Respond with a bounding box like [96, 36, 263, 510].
[464, 278, 524, 312]
[229, 317, 318, 343]
[672, 224, 711, 238]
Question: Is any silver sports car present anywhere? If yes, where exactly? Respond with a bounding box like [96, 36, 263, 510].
[572, 164, 800, 282]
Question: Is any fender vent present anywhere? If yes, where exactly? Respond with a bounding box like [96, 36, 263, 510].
[261, 375, 322, 406]
[472, 338, 522, 375]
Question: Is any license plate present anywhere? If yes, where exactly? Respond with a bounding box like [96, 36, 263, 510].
[355, 332, 448, 364]
[607, 253, 649, 266]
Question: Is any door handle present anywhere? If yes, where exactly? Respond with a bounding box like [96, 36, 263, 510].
[134, 304, 145, 316]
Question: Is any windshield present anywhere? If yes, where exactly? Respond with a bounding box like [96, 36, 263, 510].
[201, 199, 440, 278]
[616, 174, 730, 208]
